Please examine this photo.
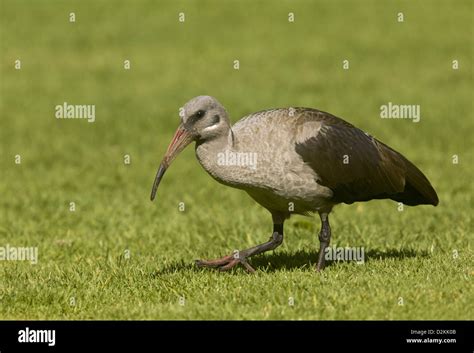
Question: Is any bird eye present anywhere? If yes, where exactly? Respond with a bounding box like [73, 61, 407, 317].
[195, 110, 205, 118]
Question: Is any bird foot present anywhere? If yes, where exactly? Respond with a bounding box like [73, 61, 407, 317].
[195, 251, 255, 273]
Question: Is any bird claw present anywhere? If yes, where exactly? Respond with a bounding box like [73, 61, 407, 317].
[195, 253, 255, 273]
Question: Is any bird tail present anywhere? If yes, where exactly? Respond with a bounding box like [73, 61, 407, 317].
[391, 158, 439, 206]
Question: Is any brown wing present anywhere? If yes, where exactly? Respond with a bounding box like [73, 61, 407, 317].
[293, 109, 438, 206]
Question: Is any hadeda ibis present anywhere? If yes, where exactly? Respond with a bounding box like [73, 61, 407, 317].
[151, 96, 438, 272]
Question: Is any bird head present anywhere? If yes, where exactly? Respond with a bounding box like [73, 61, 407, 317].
[150, 96, 229, 201]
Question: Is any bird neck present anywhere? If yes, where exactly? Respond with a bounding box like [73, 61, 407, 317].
[195, 128, 234, 161]
[195, 128, 246, 187]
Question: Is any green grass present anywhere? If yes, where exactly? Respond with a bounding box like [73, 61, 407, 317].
[0, 0, 472, 320]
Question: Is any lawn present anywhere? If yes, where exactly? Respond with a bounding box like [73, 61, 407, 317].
[0, 0, 472, 320]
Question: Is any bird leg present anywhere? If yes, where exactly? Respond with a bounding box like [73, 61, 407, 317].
[195, 224, 284, 273]
[316, 212, 331, 271]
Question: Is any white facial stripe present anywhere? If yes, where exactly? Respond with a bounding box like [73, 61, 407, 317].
[202, 122, 220, 132]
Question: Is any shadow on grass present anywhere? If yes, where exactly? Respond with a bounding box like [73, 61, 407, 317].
[248, 248, 429, 272]
[153, 247, 430, 275]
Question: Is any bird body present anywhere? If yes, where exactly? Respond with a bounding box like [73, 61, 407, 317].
[195, 108, 334, 215]
[151, 96, 438, 272]
[195, 106, 437, 215]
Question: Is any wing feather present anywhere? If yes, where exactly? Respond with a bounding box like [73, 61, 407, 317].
[292, 109, 438, 205]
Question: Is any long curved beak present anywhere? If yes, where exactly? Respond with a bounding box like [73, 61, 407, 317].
[150, 124, 193, 201]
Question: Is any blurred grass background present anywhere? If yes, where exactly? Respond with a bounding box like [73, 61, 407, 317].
[0, 0, 472, 319]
